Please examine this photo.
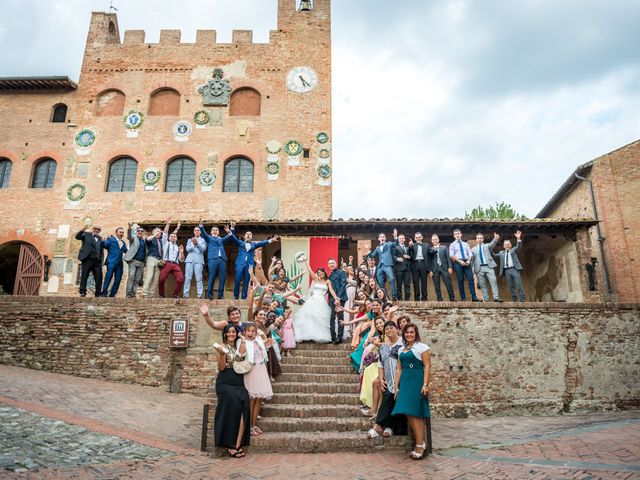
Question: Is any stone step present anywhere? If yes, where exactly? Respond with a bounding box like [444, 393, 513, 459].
[269, 393, 361, 406]
[249, 431, 411, 453]
[262, 404, 364, 418]
[271, 381, 360, 395]
[279, 373, 356, 383]
[259, 416, 372, 432]
[288, 349, 354, 358]
[295, 342, 353, 351]
[280, 364, 355, 375]
[281, 355, 353, 366]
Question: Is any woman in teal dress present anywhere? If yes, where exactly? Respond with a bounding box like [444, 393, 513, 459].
[349, 299, 380, 371]
[392, 322, 431, 460]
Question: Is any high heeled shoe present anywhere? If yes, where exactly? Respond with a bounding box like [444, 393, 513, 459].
[410, 442, 426, 460]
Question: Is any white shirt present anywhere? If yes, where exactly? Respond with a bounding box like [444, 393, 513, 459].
[415, 244, 424, 260]
[505, 250, 512, 268]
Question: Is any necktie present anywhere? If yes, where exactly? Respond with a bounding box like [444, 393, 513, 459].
[506, 251, 511, 268]
[479, 245, 485, 264]
[437, 247, 442, 266]
[459, 240, 467, 261]
[158, 238, 163, 259]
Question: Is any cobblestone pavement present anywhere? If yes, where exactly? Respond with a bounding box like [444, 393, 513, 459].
[0, 405, 171, 473]
[1, 365, 639, 479]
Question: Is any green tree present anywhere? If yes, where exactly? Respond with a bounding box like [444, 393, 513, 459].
[464, 202, 528, 221]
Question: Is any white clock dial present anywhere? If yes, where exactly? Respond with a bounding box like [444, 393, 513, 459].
[286, 66, 318, 94]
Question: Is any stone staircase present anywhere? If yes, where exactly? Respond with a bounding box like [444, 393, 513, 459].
[249, 342, 411, 453]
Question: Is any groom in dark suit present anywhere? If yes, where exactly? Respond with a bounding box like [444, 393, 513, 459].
[328, 258, 347, 344]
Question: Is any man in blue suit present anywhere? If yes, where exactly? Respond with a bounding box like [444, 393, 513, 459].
[367, 228, 399, 300]
[198, 219, 234, 300]
[101, 227, 128, 297]
[229, 222, 279, 300]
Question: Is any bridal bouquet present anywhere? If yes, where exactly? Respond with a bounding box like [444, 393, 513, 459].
[295, 252, 307, 263]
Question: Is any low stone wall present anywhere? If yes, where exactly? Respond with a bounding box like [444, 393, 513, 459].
[0, 296, 638, 416]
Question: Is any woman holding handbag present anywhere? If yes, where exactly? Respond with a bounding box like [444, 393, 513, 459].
[213, 324, 250, 457]
[242, 323, 273, 436]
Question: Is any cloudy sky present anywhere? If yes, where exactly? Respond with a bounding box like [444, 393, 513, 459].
[2, 0, 639, 219]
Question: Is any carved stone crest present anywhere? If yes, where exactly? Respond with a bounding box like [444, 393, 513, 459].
[198, 68, 231, 106]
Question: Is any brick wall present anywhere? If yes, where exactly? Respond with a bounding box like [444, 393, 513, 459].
[0, 0, 333, 295]
[1, 296, 638, 416]
[546, 140, 640, 302]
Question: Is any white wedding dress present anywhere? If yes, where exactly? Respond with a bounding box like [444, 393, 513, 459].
[293, 282, 332, 343]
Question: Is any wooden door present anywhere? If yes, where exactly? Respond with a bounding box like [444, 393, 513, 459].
[14, 243, 43, 296]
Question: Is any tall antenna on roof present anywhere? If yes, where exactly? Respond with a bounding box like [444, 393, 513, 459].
[109, 1, 118, 12]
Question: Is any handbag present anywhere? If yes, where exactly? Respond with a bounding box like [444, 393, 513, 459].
[233, 358, 253, 375]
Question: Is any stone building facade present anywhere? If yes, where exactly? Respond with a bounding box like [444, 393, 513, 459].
[538, 139, 640, 302]
[0, 0, 332, 295]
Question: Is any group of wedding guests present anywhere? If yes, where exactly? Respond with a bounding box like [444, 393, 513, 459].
[365, 228, 527, 304]
[74, 219, 279, 300]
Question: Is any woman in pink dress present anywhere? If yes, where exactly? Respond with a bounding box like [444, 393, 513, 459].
[242, 323, 273, 436]
[281, 309, 296, 356]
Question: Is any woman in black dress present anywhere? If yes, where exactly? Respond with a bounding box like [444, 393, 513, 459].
[214, 324, 250, 457]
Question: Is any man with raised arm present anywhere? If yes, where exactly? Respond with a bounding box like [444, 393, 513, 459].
[494, 231, 526, 302]
[158, 219, 185, 298]
[229, 222, 280, 300]
[183, 225, 206, 299]
[101, 227, 128, 297]
[75, 222, 104, 297]
[198, 218, 234, 300]
[367, 228, 399, 301]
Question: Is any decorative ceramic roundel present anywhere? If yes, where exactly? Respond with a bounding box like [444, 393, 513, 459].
[67, 182, 87, 202]
[317, 164, 332, 179]
[142, 168, 161, 186]
[284, 140, 303, 157]
[173, 121, 192, 138]
[124, 110, 144, 130]
[266, 140, 282, 155]
[194, 110, 210, 126]
[316, 132, 329, 144]
[265, 162, 280, 175]
[198, 169, 217, 186]
[319, 148, 330, 159]
[75, 129, 96, 148]
[286, 66, 318, 94]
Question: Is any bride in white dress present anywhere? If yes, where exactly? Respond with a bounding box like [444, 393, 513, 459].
[293, 258, 340, 344]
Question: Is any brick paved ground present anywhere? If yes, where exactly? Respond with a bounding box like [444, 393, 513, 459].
[1, 365, 639, 479]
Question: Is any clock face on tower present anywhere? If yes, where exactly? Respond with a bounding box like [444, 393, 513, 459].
[286, 66, 318, 94]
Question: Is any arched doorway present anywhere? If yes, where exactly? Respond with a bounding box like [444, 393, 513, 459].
[0, 241, 43, 295]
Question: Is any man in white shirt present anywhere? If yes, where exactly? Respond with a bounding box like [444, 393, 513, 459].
[409, 232, 429, 301]
[183, 226, 207, 298]
[158, 220, 185, 298]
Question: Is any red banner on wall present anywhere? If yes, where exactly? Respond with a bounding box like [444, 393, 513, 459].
[309, 237, 339, 283]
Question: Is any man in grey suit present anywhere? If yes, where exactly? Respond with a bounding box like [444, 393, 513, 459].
[494, 231, 526, 302]
[123, 224, 146, 298]
[471, 232, 502, 302]
[428, 234, 455, 301]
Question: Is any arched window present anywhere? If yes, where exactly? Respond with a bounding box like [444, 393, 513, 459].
[165, 157, 196, 192]
[31, 158, 57, 189]
[148, 88, 180, 116]
[0, 158, 12, 189]
[223, 157, 254, 192]
[96, 89, 125, 116]
[51, 104, 67, 123]
[107, 157, 138, 192]
[229, 88, 261, 116]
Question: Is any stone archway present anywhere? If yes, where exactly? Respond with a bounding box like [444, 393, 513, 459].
[0, 241, 43, 295]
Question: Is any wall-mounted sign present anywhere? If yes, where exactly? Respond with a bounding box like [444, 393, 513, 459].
[170, 318, 189, 348]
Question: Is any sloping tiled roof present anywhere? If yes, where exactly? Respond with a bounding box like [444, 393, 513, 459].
[0, 76, 77, 91]
[536, 161, 594, 218]
[537, 138, 640, 218]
